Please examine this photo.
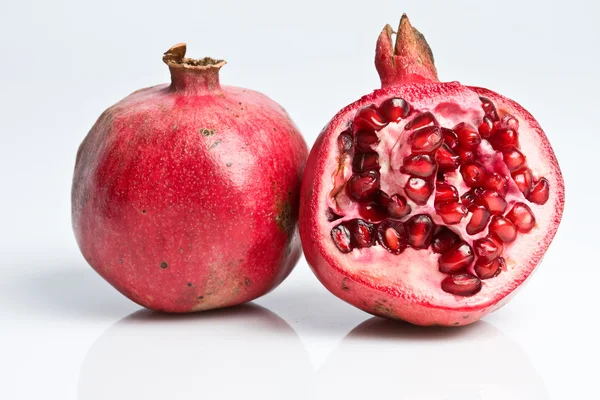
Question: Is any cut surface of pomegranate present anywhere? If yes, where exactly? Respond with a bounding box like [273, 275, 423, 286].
[299, 15, 564, 326]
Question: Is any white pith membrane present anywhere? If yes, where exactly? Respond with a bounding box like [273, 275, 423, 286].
[322, 86, 557, 307]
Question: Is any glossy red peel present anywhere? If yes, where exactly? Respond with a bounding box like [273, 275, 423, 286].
[73, 44, 308, 312]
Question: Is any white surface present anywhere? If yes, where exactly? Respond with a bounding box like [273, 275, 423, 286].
[1, 0, 598, 399]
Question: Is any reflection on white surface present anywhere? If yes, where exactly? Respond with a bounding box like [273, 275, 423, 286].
[78, 304, 313, 400]
[77, 293, 548, 400]
[316, 318, 548, 400]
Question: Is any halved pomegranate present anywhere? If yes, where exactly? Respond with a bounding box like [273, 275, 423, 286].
[299, 14, 564, 326]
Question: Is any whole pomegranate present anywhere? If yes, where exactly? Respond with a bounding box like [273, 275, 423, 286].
[300, 15, 564, 326]
[73, 44, 308, 312]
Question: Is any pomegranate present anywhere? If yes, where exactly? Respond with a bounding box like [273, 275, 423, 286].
[299, 15, 564, 326]
[72, 44, 308, 312]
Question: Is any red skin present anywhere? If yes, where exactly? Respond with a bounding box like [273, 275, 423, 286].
[299, 16, 564, 326]
[72, 45, 308, 312]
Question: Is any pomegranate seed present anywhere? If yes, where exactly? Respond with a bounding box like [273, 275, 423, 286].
[402, 154, 437, 177]
[476, 190, 507, 215]
[460, 162, 486, 187]
[502, 147, 526, 172]
[432, 226, 460, 254]
[338, 131, 353, 153]
[512, 168, 533, 197]
[352, 152, 380, 173]
[435, 144, 460, 172]
[478, 117, 494, 138]
[436, 202, 467, 225]
[353, 104, 388, 132]
[435, 182, 459, 205]
[454, 122, 482, 150]
[528, 178, 550, 205]
[377, 220, 408, 254]
[438, 241, 475, 273]
[473, 237, 500, 263]
[466, 205, 491, 235]
[498, 114, 519, 131]
[346, 170, 380, 201]
[489, 128, 519, 150]
[489, 216, 517, 243]
[378, 97, 411, 122]
[506, 202, 536, 233]
[405, 214, 434, 249]
[460, 189, 481, 210]
[410, 126, 443, 154]
[346, 219, 376, 248]
[355, 130, 379, 152]
[479, 97, 499, 121]
[475, 257, 504, 280]
[488, 235, 504, 255]
[386, 193, 411, 219]
[405, 111, 438, 130]
[404, 177, 434, 205]
[331, 223, 353, 253]
[358, 202, 387, 223]
[483, 172, 508, 196]
[442, 273, 482, 297]
[441, 128, 458, 149]
[456, 147, 475, 163]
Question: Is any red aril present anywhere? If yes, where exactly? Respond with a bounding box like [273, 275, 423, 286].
[377, 219, 408, 254]
[438, 241, 474, 273]
[474, 257, 505, 280]
[72, 44, 308, 312]
[431, 227, 460, 254]
[454, 122, 482, 150]
[299, 15, 564, 326]
[434, 182, 459, 205]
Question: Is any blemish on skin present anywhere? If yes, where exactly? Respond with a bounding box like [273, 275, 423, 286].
[463, 315, 470, 319]
[142, 209, 147, 214]
[273, 128, 277, 131]
[238, 102, 242, 105]
[179, 248, 183, 253]
[187, 282, 192, 287]
[209, 139, 222, 150]
[160, 261, 168, 269]
[341, 278, 349, 291]
[453, 322, 460, 325]
[245, 277, 251, 286]
[172, 124, 178, 130]
[198, 295, 204, 300]
[118, 259, 123, 263]
[199, 128, 216, 136]
[226, 162, 232, 167]
[275, 197, 294, 235]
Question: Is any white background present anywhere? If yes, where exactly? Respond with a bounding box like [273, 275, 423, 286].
[1, 0, 598, 398]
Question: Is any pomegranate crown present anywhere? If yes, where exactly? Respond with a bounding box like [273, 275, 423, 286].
[162, 43, 226, 93]
[375, 14, 439, 87]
